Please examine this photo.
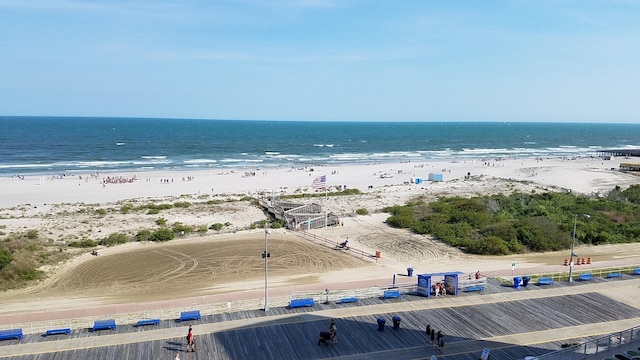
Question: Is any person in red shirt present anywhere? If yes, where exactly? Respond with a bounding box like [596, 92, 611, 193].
[186, 325, 195, 352]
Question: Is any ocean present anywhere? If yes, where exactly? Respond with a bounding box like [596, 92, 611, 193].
[1, 116, 639, 176]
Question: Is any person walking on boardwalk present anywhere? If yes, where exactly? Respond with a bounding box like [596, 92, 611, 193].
[425, 325, 432, 345]
[186, 325, 195, 352]
[430, 328, 435, 348]
[437, 330, 444, 353]
[329, 319, 337, 344]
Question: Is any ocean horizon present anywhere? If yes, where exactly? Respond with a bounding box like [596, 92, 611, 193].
[1, 116, 639, 176]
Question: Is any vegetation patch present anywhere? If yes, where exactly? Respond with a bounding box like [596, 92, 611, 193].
[385, 188, 640, 255]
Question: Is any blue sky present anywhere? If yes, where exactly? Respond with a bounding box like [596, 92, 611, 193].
[1, 0, 639, 122]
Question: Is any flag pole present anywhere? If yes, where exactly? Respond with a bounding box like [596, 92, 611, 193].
[325, 175, 328, 227]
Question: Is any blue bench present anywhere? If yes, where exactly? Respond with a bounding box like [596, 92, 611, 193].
[44, 328, 71, 337]
[92, 319, 116, 332]
[0, 328, 23, 341]
[537, 277, 553, 285]
[179, 310, 201, 322]
[383, 290, 401, 299]
[336, 297, 358, 304]
[136, 319, 160, 327]
[289, 298, 315, 308]
[578, 273, 594, 281]
[634, 268, 640, 275]
[607, 273, 622, 279]
[463, 285, 484, 292]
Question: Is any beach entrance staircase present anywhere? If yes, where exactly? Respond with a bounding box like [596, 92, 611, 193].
[259, 197, 340, 230]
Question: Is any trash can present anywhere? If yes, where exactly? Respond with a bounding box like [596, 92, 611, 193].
[377, 318, 386, 331]
[392, 316, 401, 330]
[407, 267, 414, 277]
[522, 276, 531, 287]
[513, 276, 521, 289]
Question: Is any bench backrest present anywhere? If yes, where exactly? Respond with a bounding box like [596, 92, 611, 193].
[93, 320, 116, 329]
[0, 328, 23, 340]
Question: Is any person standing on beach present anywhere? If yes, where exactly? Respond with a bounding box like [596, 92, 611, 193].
[186, 325, 195, 352]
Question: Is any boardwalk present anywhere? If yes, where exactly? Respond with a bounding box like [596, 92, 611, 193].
[2, 276, 640, 360]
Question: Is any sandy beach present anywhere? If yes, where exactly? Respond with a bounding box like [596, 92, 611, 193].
[1, 156, 639, 323]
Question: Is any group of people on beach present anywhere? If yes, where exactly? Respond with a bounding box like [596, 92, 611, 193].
[102, 175, 138, 184]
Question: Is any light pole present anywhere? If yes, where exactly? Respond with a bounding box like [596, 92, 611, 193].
[568, 214, 590, 283]
[262, 225, 271, 311]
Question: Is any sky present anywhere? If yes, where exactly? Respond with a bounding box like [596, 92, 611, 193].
[1, 0, 639, 122]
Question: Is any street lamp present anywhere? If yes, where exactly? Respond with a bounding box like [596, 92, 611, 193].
[568, 214, 590, 283]
[262, 225, 271, 311]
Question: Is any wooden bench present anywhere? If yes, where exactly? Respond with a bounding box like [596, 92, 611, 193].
[289, 298, 315, 308]
[136, 319, 160, 327]
[44, 328, 71, 337]
[336, 297, 358, 304]
[383, 290, 401, 299]
[578, 273, 594, 281]
[463, 285, 484, 292]
[606, 273, 622, 279]
[0, 328, 23, 341]
[537, 277, 553, 285]
[92, 319, 116, 332]
[179, 310, 201, 322]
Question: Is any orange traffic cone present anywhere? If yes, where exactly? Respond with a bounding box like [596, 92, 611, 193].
[587, 257, 592, 264]
[563, 258, 569, 266]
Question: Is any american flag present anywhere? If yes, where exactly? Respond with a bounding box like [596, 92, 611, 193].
[312, 175, 326, 190]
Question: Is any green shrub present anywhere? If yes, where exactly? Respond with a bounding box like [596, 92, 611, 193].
[156, 218, 167, 226]
[355, 208, 369, 215]
[68, 239, 98, 248]
[135, 229, 153, 242]
[172, 222, 194, 234]
[26, 229, 39, 240]
[174, 201, 191, 208]
[20, 267, 43, 281]
[146, 203, 173, 211]
[147, 208, 160, 215]
[150, 228, 175, 242]
[100, 232, 129, 247]
[121, 203, 134, 214]
[209, 223, 224, 231]
[95, 208, 107, 216]
[0, 247, 13, 270]
[196, 225, 209, 233]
